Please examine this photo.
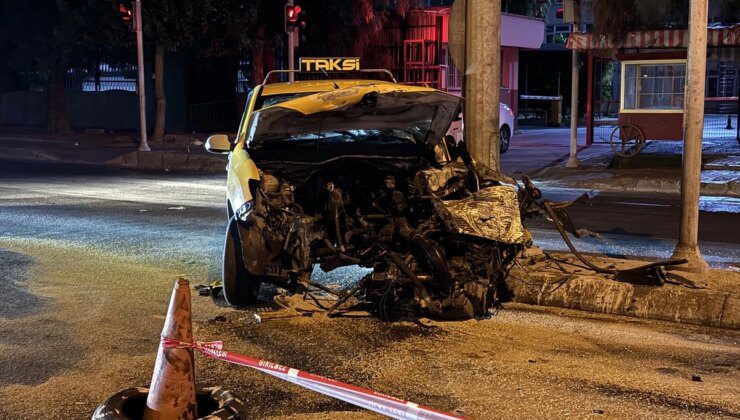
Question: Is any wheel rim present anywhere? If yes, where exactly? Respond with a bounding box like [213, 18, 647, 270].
[610, 124, 644, 157]
[500, 128, 510, 150]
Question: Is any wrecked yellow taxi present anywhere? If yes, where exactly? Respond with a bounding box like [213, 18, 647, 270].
[205, 63, 526, 319]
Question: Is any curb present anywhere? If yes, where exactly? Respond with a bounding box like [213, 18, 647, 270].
[0, 150, 226, 174]
[531, 169, 740, 198]
[106, 151, 226, 173]
[0, 149, 61, 162]
[506, 270, 739, 329]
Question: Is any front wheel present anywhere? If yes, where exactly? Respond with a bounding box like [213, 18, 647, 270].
[222, 218, 260, 306]
[500, 126, 511, 154]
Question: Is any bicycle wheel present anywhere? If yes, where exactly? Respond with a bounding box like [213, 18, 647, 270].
[610, 123, 645, 158]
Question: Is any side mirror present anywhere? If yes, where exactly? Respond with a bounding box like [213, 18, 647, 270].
[205, 134, 232, 154]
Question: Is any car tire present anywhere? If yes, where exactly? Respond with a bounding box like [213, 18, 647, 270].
[500, 125, 511, 154]
[223, 218, 260, 306]
[91, 386, 247, 419]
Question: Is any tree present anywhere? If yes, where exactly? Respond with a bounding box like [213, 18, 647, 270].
[295, 0, 419, 68]
[140, 0, 258, 141]
[296, 0, 551, 70]
[588, 0, 739, 41]
[0, 0, 128, 134]
[242, 1, 283, 88]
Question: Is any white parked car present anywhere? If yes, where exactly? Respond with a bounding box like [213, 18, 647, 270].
[447, 103, 515, 153]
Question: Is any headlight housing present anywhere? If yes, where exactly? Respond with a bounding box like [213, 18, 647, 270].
[234, 200, 254, 222]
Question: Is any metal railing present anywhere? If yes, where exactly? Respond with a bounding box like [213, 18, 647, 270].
[189, 101, 238, 133]
[591, 97, 738, 144]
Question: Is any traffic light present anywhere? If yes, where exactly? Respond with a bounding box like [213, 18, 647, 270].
[118, 2, 134, 31]
[555, 8, 564, 19]
[285, 4, 306, 33]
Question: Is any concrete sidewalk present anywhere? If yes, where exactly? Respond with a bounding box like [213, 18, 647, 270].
[2, 126, 739, 196]
[509, 127, 740, 197]
[0, 128, 227, 173]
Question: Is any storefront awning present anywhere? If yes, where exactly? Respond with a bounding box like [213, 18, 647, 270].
[566, 24, 740, 50]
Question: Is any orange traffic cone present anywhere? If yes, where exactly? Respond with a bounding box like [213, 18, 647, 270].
[143, 277, 198, 420]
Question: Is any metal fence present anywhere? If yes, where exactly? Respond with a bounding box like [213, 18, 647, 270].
[236, 58, 252, 93]
[591, 55, 739, 144]
[68, 62, 137, 92]
[189, 101, 238, 133]
[9, 61, 137, 93]
[592, 98, 739, 144]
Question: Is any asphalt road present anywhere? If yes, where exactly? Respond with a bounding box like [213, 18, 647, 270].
[0, 160, 738, 418]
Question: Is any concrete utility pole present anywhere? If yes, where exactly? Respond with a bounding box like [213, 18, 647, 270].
[565, 16, 580, 167]
[464, 0, 502, 172]
[670, 0, 709, 275]
[135, 0, 150, 152]
[287, 0, 295, 83]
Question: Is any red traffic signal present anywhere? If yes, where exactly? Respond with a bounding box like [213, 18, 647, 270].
[286, 5, 301, 23]
[285, 4, 306, 32]
[118, 2, 133, 22]
[118, 2, 134, 31]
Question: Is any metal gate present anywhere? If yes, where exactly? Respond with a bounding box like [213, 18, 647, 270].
[590, 57, 620, 144]
[189, 101, 238, 133]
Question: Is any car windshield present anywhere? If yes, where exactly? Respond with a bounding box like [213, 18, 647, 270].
[263, 129, 423, 145]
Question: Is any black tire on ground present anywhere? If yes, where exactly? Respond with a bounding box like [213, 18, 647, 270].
[500, 125, 511, 154]
[223, 218, 260, 306]
[91, 386, 246, 419]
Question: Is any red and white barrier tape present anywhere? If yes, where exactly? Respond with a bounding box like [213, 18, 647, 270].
[162, 337, 463, 420]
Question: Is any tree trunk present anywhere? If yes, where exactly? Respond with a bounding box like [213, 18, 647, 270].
[251, 26, 266, 86]
[152, 45, 166, 143]
[47, 64, 71, 135]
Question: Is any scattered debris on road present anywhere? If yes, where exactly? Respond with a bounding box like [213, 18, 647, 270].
[213, 168, 692, 321]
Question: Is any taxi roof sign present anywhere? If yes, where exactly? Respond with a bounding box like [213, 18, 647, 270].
[300, 57, 360, 72]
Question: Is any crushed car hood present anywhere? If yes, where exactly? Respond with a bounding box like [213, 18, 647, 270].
[245, 84, 461, 151]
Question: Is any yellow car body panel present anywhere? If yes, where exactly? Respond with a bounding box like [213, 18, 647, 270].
[226, 85, 262, 213]
[259, 83, 439, 116]
[259, 79, 392, 96]
[224, 78, 453, 214]
[226, 141, 260, 213]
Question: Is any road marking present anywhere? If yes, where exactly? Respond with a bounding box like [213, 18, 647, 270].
[612, 201, 672, 208]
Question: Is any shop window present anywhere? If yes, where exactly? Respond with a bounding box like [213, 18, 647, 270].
[545, 24, 571, 45]
[621, 60, 686, 112]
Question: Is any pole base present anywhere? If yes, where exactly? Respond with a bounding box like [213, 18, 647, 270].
[668, 244, 709, 276]
[565, 155, 580, 169]
[138, 142, 151, 152]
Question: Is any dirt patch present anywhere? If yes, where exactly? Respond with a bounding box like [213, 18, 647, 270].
[0, 249, 47, 318]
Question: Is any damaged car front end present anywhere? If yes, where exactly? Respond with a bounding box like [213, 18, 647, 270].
[226, 85, 528, 319]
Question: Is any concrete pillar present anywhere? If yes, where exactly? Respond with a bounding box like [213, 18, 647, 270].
[670, 0, 709, 275]
[464, 0, 501, 172]
[135, 0, 149, 152]
[565, 23, 580, 168]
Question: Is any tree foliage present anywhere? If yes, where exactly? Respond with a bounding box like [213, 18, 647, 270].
[588, 0, 739, 41]
[140, 0, 260, 57]
[295, 0, 420, 68]
[0, 0, 129, 73]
